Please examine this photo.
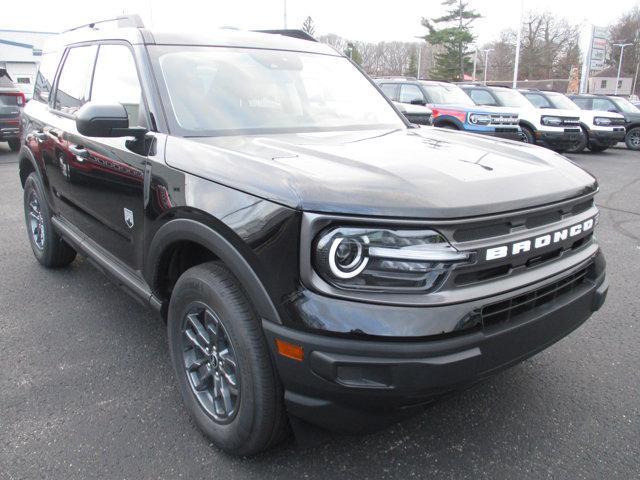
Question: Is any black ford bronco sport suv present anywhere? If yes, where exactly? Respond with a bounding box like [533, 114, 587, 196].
[18, 16, 608, 456]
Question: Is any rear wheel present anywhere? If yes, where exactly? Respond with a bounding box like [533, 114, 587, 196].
[521, 126, 535, 144]
[8, 138, 20, 152]
[23, 172, 77, 268]
[167, 262, 288, 456]
[625, 127, 640, 150]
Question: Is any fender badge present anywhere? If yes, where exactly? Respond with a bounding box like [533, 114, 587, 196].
[124, 208, 134, 229]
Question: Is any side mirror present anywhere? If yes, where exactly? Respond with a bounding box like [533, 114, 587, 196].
[410, 98, 426, 106]
[76, 102, 147, 138]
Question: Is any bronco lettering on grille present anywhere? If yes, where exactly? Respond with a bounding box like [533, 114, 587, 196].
[485, 217, 595, 261]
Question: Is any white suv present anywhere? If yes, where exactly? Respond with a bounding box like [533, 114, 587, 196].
[460, 85, 584, 152]
[519, 89, 626, 153]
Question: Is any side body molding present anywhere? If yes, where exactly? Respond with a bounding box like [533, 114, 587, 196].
[145, 218, 282, 324]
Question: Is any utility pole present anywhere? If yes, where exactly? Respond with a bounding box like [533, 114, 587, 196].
[580, 25, 594, 94]
[613, 43, 632, 95]
[417, 44, 422, 80]
[512, 0, 523, 88]
[483, 49, 493, 85]
[283, 0, 287, 28]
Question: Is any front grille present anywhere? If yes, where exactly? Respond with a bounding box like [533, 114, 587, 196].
[480, 265, 590, 327]
[489, 114, 518, 126]
[452, 198, 594, 243]
[561, 117, 581, 126]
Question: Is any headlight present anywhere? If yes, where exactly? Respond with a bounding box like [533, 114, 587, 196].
[541, 115, 563, 126]
[313, 227, 470, 292]
[468, 113, 492, 125]
[593, 116, 612, 126]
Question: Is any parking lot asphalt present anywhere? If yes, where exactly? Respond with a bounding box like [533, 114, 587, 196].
[0, 143, 638, 480]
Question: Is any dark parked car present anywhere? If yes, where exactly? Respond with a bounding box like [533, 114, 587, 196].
[569, 94, 640, 150]
[18, 16, 608, 456]
[0, 69, 25, 151]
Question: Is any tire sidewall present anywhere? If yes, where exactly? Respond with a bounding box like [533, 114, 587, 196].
[625, 127, 640, 150]
[23, 173, 54, 264]
[167, 267, 268, 453]
[521, 126, 535, 144]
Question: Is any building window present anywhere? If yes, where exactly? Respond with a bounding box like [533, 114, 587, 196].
[600, 80, 607, 88]
[618, 80, 623, 88]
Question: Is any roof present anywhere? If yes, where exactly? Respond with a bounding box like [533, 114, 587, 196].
[593, 66, 632, 78]
[47, 22, 337, 56]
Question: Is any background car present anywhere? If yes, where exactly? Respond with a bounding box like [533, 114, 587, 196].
[375, 78, 522, 140]
[393, 100, 432, 125]
[460, 84, 583, 153]
[0, 68, 25, 152]
[569, 94, 640, 151]
[519, 89, 626, 153]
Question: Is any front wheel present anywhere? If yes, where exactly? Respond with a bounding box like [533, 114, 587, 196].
[23, 172, 77, 268]
[8, 138, 20, 152]
[587, 144, 608, 153]
[565, 128, 587, 153]
[167, 262, 288, 456]
[521, 126, 535, 144]
[625, 127, 640, 150]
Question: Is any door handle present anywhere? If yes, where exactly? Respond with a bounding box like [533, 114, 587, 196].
[69, 144, 89, 159]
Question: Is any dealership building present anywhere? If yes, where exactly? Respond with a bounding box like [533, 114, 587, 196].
[0, 29, 57, 98]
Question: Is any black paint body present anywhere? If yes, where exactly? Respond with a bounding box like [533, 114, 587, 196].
[18, 25, 608, 432]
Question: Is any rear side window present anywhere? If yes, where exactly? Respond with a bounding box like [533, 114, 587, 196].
[469, 89, 498, 106]
[524, 93, 552, 108]
[571, 97, 590, 109]
[34, 51, 62, 103]
[54, 45, 97, 115]
[379, 83, 399, 101]
[399, 84, 424, 104]
[90, 44, 144, 127]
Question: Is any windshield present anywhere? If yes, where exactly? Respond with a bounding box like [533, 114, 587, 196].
[420, 83, 475, 106]
[546, 92, 579, 110]
[153, 46, 404, 135]
[611, 97, 640, 113]
[492, 89, 531, 108]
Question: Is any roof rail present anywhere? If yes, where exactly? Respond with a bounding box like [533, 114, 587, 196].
[254, 29, 317, 42]
[63, 14, 144, 33]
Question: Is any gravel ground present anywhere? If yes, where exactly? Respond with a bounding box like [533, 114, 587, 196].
[0, 143, 638, 480]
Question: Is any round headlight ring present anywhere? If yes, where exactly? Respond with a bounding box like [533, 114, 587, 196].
[328, 236, 369, 279]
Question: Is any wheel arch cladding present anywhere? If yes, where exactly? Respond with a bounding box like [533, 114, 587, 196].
[18, 146, 39, 187]
[146, 218, 282, 324]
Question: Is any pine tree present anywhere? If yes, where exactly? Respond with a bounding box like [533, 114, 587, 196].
[302, 16, 316, 36]
[406, 50, 418, 78]
[422, 0, 481, 81]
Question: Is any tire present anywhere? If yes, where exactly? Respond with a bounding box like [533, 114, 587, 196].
[8, 138, 20, 152]
[167, 262, 288, 456]
[625, 127, 640, 150]
[587, 144, 608, 153]
[565, 128, 587, 153]
[23, 172, 77, 268]
[521, 126, 535, 145]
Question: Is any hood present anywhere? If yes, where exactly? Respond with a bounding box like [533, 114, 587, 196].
[166, 128, 596, 219]
[530, 107, 580, 118]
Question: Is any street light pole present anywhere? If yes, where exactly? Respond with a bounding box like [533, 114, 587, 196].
[283, 0, 287, 28]
[512, 0, 523, 88]
[613, 43, 632, 95]
[483, 49, 493, 85]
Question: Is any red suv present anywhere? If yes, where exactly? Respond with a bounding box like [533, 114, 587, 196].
[0, 69, 26, 152]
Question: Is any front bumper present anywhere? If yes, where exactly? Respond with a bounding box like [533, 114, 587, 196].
[536, 129, 584, 149]
[470, 127, 522, 141]
[588, 128, 626, 147]
[264, 251, 607, 432]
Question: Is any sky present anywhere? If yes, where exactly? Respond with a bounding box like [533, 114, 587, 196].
[1, 0, 638, 45]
